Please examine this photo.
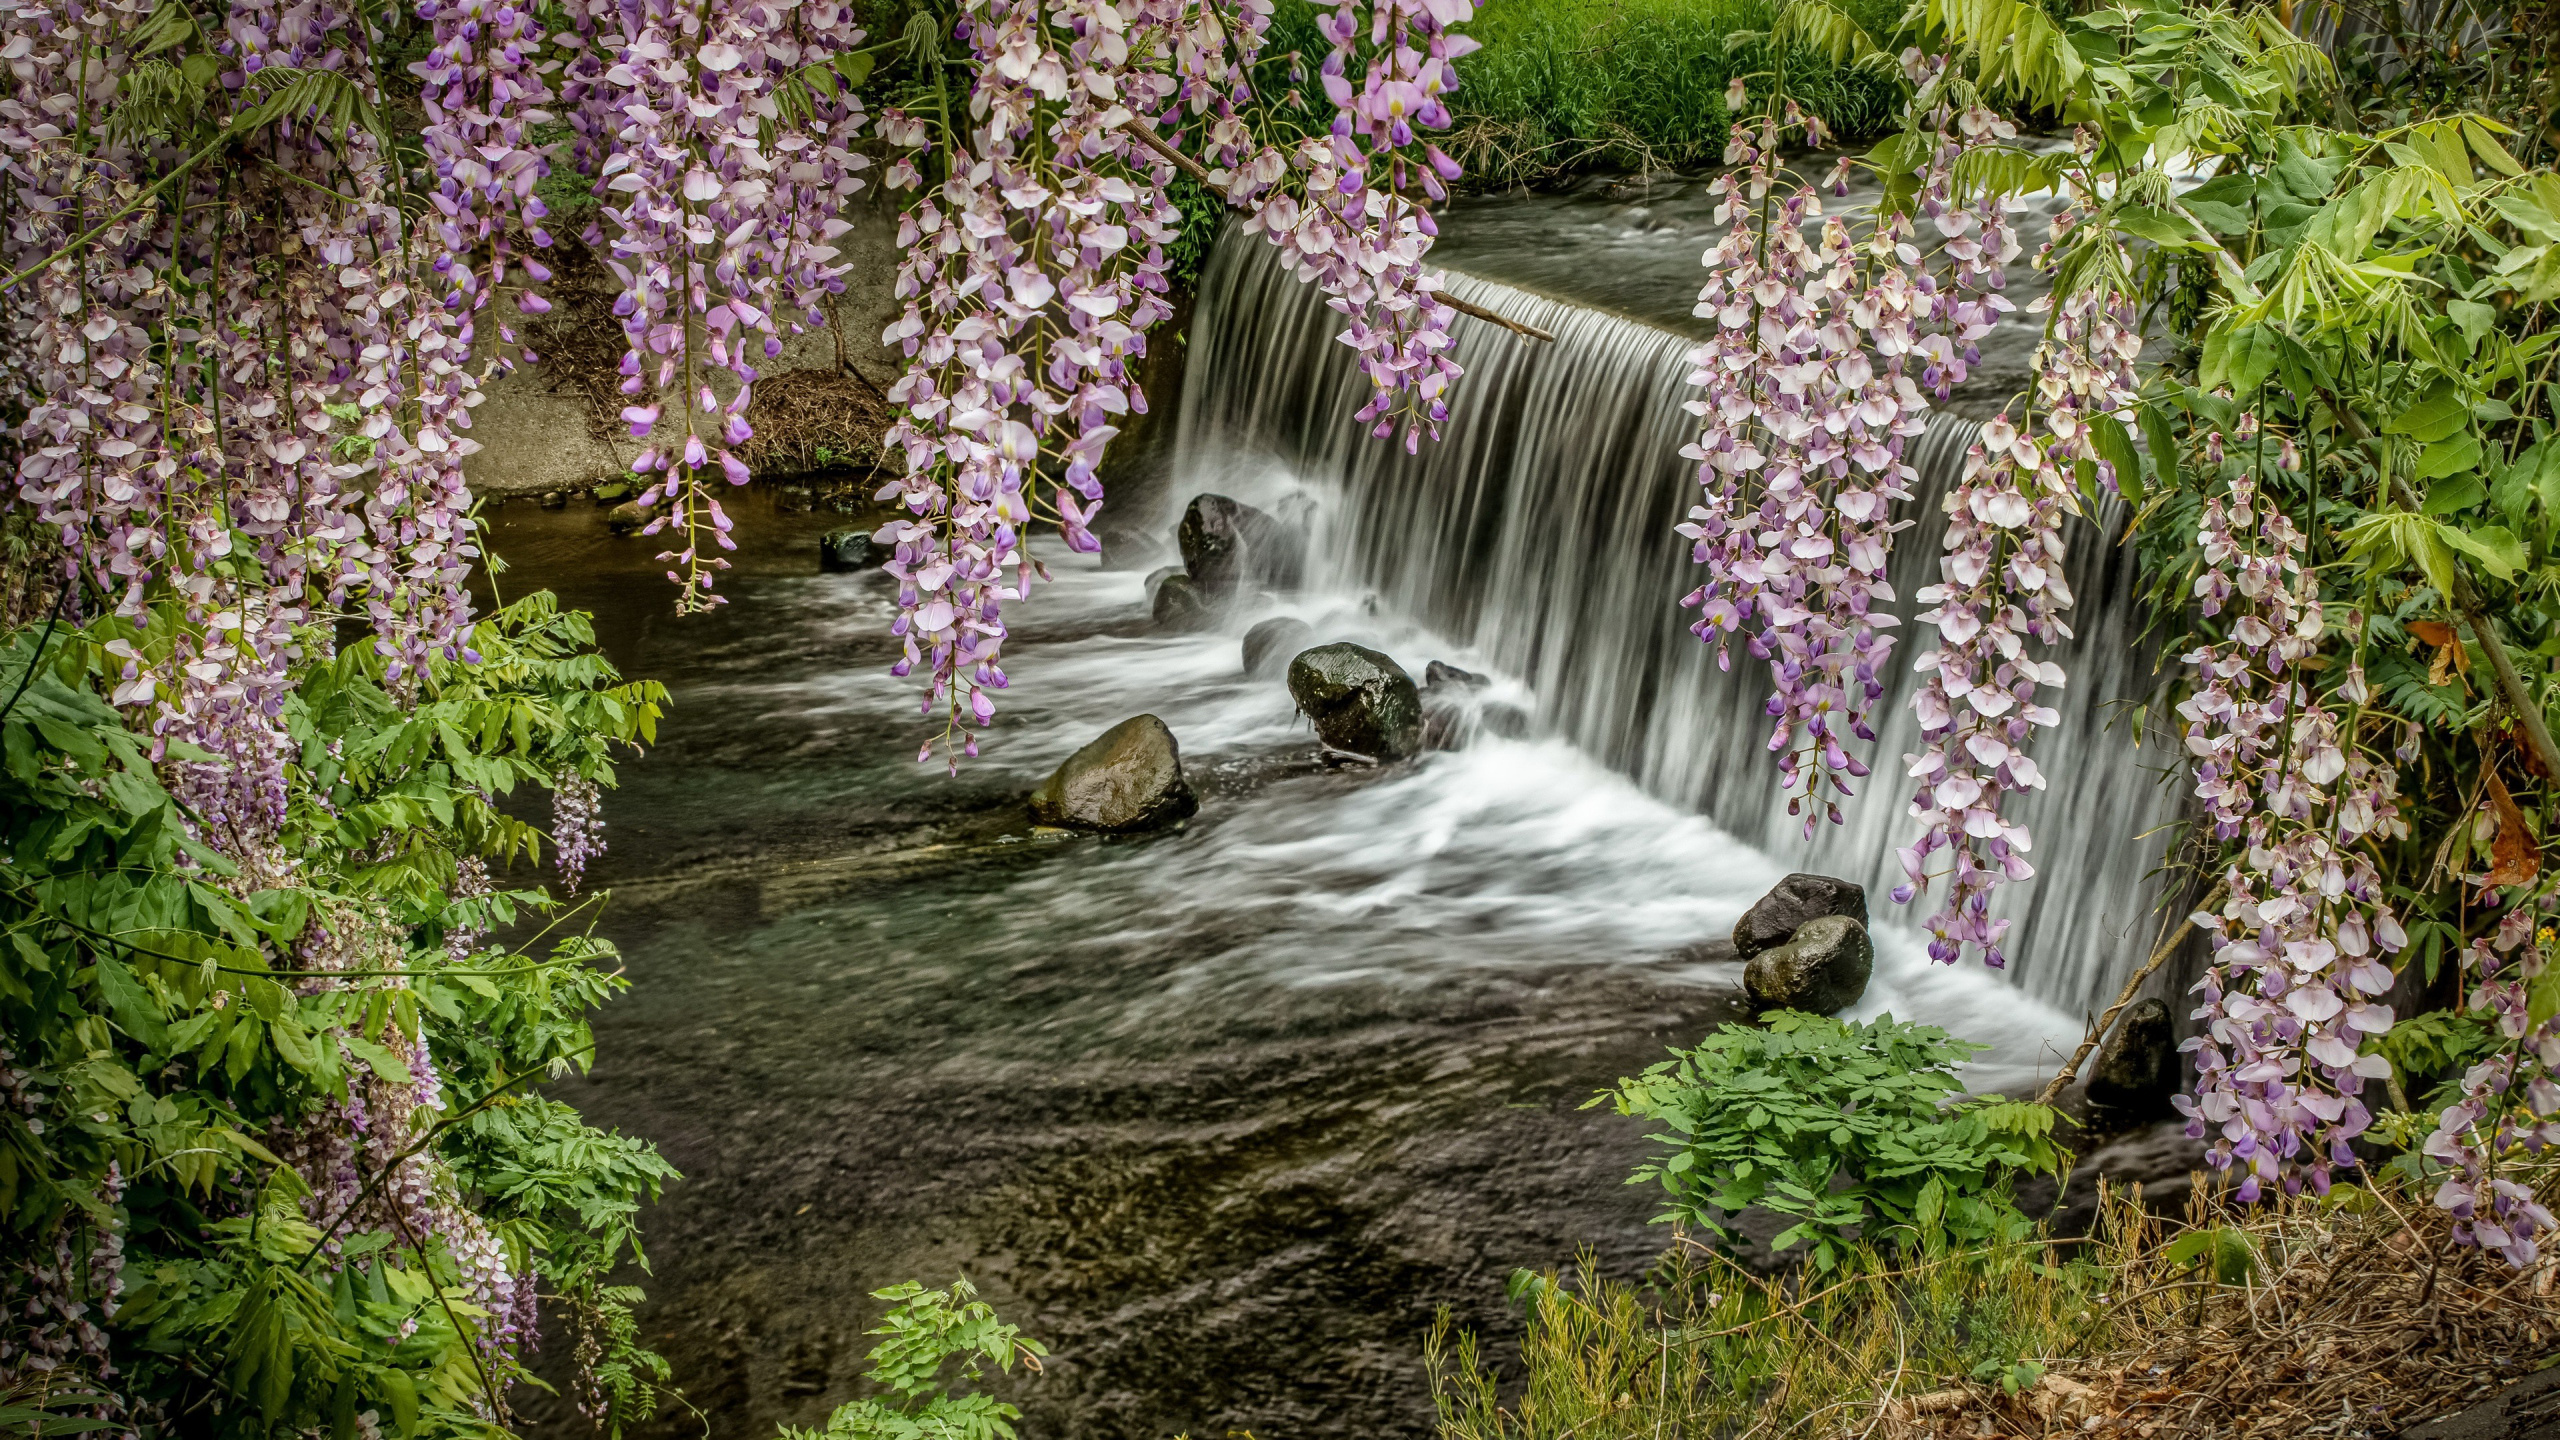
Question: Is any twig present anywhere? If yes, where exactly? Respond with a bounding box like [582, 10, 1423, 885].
[2034, 881, 2228, 1106]
[1118, 121, 1559, 343]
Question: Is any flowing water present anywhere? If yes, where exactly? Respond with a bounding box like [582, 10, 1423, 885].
[504, 180, 2196, 1440]
[1175, 174, 2191, 1016]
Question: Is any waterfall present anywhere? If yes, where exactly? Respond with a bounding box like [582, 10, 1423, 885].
[1171, 232, 2190, 1016]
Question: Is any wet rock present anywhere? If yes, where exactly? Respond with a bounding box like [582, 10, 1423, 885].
[1243, 618, 1314, 678]
[2087, 998, 2180, 1114]
[1287, 643, 1422, 761]
[820, 528, 884, 572]
[1421, 694, 1535, 751]
[539, 490, 568, 510]
[1027, 715, 1199, 832]
[593, 480, 633, 504]
[776, 486, 817, 514]
[606, 501, 654, 535]
[1144, 565, 1183, 599]
[1179, 494, 1306, 594]
[1732, 873, 1869, 961]
[1152, 573, 1221, 632]
[1743, 914, 1873, 1015]
[1424, 661, 1491, 691]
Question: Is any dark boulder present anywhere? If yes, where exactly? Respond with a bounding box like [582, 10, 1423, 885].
[1287, 643, 1423, 761]
[1028, 715, 1199, 832]
[606, 501, 654, 535]
[1143, 564, 1183, 598]
[1179, 494, 1306, 593]
[1243, 617, 1315, 678]
[1743, 914, 1874, 1015]
[1480, 702, 1531, 740]
[820, 528, 884, 572]
[1423, 661, 1491, 691]
[2087, 998, 2180, 1113]
[1152, 573, 1221, 631]
[1732, 873, 1869, 961]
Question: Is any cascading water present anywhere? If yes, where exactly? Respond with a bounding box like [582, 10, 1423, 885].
[1173, 213, 2189, 1016]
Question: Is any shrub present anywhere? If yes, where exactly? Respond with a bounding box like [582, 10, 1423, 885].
[784, 1280, 1046, 1440]
[1594, 1011, 2069, 1270]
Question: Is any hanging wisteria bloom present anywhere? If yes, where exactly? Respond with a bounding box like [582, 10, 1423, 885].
[1677, 97, 1928, 834]
[1895, 284, 2137, 967]
[2425, 914, 2560, 1264]
[268, 906, 528, 1349]
[871, 0, 1473, 765]
[2170, 461, 2407, 1200]
[558, 0, 872, 610]
[3, 0, 487, 864]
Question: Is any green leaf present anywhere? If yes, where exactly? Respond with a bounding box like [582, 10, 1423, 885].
[2177, 174, 2254, 236]
[2089, 413, 2143, 502]
[2388, 382, 2473, 443]
[2439, 520, 2528, 579]
[2137, 402, 2181, 494]
[2416, 431, 2484, 484]
[2448, 300, 2499, 350]
[92, 954, 169, 1051]
[2423, 471, 2487, 514]
[2113, 205, 2201, 250]
[2201, 322, 2280, 394]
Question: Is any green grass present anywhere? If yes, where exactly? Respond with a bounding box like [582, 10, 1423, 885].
[1438, 0, 1908, 187]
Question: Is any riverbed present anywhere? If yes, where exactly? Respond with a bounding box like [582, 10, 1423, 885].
[486, 473, 2115, 1438]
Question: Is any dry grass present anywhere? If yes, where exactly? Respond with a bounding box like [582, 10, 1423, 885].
[738, 364, 895, 479]
[1886, 1174, 2560, 1439]
[517, 237, 894, 481]
[1430, 1162, 2560, 1440]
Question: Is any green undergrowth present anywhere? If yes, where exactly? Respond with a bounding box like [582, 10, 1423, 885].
[1428, 1233, 2104, 1437]
[1437, 0, 1906, 188]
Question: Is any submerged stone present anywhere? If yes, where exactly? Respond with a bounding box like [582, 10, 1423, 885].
[2088, 997, 2180, 1114]
[1732, 873, 1868, 961]
[1424, 661, 1491, 691]
[1743, 914, 1873, 1015]
[1028, 715, 1199, 832]
[820, 528, 884, 572]
[1287, 643, 1423, 761]
[1243, 617, 1315, 677]
[1153, 573, 1220, 631]
[1180, 494, 1306, 593]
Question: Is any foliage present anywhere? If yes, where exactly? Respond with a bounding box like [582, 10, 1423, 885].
[1429, 1230, 2112, 1438]
[0, 590, 675, 1437]
[781, 1280, 1046, 1440]
[1429, 1166, 2560, 1438]
[1595, 1012, 2069, 1270]
[1433, 0, 1903, 188]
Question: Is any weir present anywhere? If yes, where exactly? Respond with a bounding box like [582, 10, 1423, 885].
[1173, 230, 2187, 1016]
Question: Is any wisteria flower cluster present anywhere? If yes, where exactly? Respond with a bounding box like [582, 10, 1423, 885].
[557, 0, 872, 610]
[869, 0, 1476, 763]
[2424, 914, 2560, 1264]
[2168, 462, 2408, 1199]
[871, 0, 1231, 765]
[1675, 100, 1928, 834]
[1895, 287, 2137, 967]
[3, 0, 484, 865]
[269, 907, 529, 1348]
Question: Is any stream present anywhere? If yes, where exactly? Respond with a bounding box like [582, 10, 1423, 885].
[493, 176, 2199, 1439]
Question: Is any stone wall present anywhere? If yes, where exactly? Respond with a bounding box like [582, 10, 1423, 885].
[460, 185, 907, 495]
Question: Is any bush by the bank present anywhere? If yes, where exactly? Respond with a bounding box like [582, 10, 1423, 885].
[1440, 0, 1904, 187]
[1428, 1166, 2560, 1438]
